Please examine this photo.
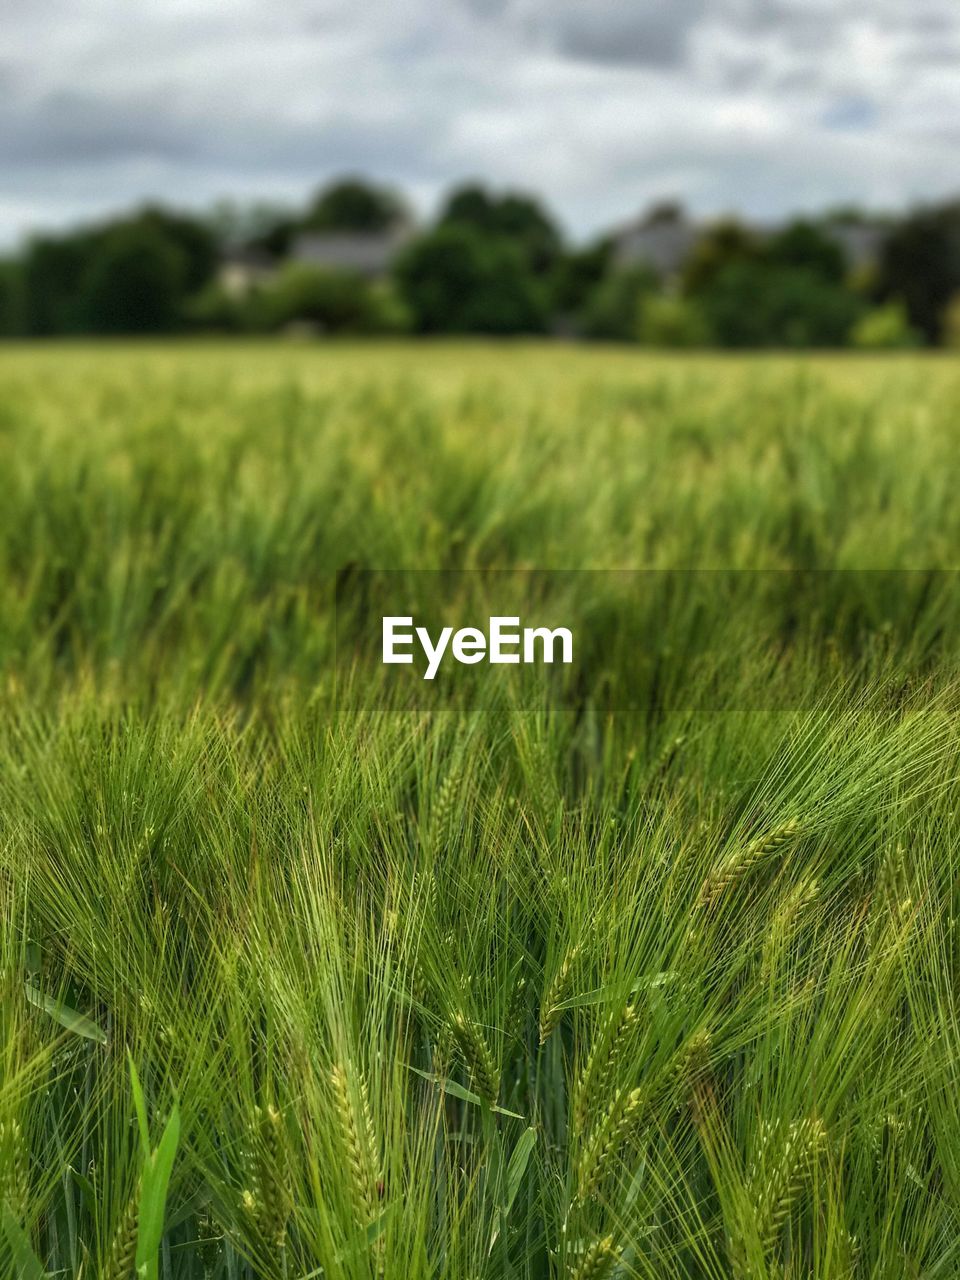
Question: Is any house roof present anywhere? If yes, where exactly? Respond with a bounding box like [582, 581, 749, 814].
[612, 207, 889, 277]
[612, 212, 699, 277]
[289, 226, 412, 275]
[220, 245, 277, 270]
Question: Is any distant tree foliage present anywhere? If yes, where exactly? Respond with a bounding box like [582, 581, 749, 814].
[637, 294, 711, 348]
[3, 185, 960, 346]
[132, 207, 218, 292]
[16, 209, 216, 336]
[245, 179, 407, 256]
[0, 260, 24, 336]
[875, 203, 960, 343]
[681, 220, 759, 295]
[698, 262, 864, 349]
[850, 302, 920, 350]
[580, 264, 657, 342]
[395, 225, 548, 335]
[439, 185, 563, 273]
[188, 267, 410, 335]
[943, 295, 960, 351]
[304, 179, 407, 233]
[550, 239, 614, 316]
[79, 224, 189, 334]
[765, 220, 848, 283]
[256, 264, 409, 334]
[21, 234, 93, 335]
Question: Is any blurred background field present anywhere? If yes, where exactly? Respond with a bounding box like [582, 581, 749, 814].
[3, 341, 960, 702]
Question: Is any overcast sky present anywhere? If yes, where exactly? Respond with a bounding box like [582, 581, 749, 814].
[1, 0, 958, 246]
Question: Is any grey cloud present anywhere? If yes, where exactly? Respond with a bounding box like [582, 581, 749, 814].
[547, 0, 708, 66]
[462, 0, 708, 67]
[724, 0, 960, 48]
[0, 88, 447, 178]
[462, 0, 960, 75]
[461, 0, 510, 15]
[460, 0, 862, 68]
[0, 91, 201, 165]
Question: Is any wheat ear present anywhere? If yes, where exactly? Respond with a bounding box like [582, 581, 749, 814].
[103, 1184, 140, 1280]
[539, 942, 582, 1044]
[676, 1028, 715, 1127]
[755, 1116, 826, 1251]
[761, 876, 820, 979]
[573, 1003, 638, 1132]
[0, 1119, 29, 1222]
[700, 819, 801, 908]
[259, 1104, 291, 1248]
[241, 1103, 291, 1250]
[430, 762, 461, 845]
[330, 1065, 382, 1226]
[449, 1011, 500, 1105]
[570, 1234, 622, 1280]
[576, 1086, 644, 1202]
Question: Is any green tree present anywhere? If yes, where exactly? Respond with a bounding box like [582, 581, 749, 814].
[850, 302, 919, 350]
[395, 225, 548, 334]
[78, 224, 188, 333]
[255, 264, 409, 334]
[129, 207, 219, 293]
[637, 293, 711, 348]
[21, 233, 95, 334]
[242, 181, 406, 257]
[183, 281, 251, 333]
[550, 239, 613, 317]
[439, 185, 562, 273]
[682, 219, 759, 295]
[875, 202, 960, 343]
[940, 295, 960, 350]
[684, 218, 847, 303]
[305, 178, 406, 233]
[580, 265, 657, 341]
[19, 209, 216, 336]
[0, 260, 26, 336]
[246, 216, 299, 258]
[765, 219, 847, 283]
[700, 261, 863, 348]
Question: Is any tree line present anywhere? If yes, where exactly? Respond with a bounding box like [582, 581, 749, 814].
[1, 178, 959, 347]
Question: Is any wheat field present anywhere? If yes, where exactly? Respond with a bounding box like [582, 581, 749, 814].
[2, 342, 960, 1279]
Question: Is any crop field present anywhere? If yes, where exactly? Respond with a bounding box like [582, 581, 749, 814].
[3, 341, 960, 1280]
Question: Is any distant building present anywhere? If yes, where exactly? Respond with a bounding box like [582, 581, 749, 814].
[288, 224, 414, 278]
[612, 202, 888, 280]
[821, 219, 889, 274]
[611, 203, 701, 279]
[216, 221, 415, 297]
[218, 247, 277, 297]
